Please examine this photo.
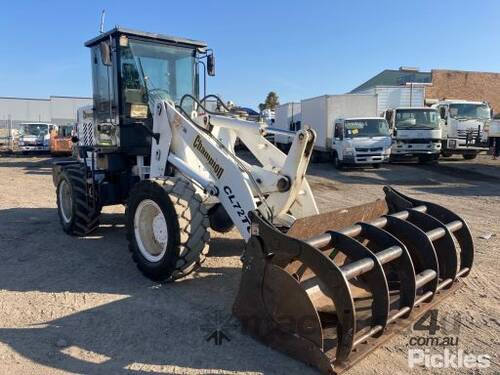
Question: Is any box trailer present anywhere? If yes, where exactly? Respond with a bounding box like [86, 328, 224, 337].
[356, 85, 425, 115]
[300, 94, 378, 154]
[273, 102, 301, 146]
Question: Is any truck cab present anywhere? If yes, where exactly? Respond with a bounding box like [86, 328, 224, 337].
[433, 100, 492, 160]
[332, 117, 391, 169]
[50, 124, 74, 155]
[18, 122, 56, 152]
[384, 107, 442, 163]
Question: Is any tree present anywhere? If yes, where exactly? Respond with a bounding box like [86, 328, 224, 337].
[259, 91, 279, 112]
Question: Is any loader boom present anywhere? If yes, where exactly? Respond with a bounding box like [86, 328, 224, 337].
[150, 99, 319, 239]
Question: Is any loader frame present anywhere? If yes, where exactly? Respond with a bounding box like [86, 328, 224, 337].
[52, 27, 475, 375]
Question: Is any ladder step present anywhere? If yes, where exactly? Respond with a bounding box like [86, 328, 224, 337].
[426, 220, 463, 241]
[415, 269, 437, 289]
[341, 258, 375, 280]
[353, 325, 383, 347]
[414, 290, 434, 305]
[340, 246, 402, 280]
[446, 220, 463, 233]
[376, 246, 403, 265]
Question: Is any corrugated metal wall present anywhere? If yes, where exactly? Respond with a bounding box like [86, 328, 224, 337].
[0, 96, 92, 130]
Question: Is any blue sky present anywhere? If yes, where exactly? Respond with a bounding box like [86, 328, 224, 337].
[1, 0, 499, 108]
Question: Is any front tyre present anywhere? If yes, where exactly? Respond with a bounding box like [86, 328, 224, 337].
[462, 153, 477, 160]
[333, 153, 344, 170]
[126, 178, 210, 282]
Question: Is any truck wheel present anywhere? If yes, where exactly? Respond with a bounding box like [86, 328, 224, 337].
[462, 153, 477, 160]
[126, 178, 210, 282]
[418, 155, 436, 165]
[441, 151, 452, 158]
[56, 164, 100, 236]
[333, 153, 344, 170]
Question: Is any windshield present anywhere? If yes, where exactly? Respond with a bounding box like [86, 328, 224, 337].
[60, 126, 73, 137]
[120, 38, 197, 120]
[19, 124, 49, 137]
[395, 109, 439, 129]
[344, 119, 390, 138]
[449, 103, 491, 120]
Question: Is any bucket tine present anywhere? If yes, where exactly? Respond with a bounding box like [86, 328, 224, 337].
[353, 223, 417, 315]
[382, 215, 439, 300]
[327, 231, 390, 337]
[383, 186, 473, 276]
[403, 209, 458, 284]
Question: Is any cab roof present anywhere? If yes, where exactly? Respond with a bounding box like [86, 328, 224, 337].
[84, 27, 207, 49]
[436, 99, 487, 105]
[394, 107, 437, 110]
[337, 117, 385, 121]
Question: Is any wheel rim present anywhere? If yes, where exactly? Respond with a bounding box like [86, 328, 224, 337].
[134, 199, 168, 262]
[59, 179, 73, 224]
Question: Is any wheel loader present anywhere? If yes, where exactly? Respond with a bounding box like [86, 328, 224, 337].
[52, 27, 474, 374]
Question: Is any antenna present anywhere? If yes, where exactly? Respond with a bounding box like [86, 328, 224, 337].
[99, 10, 106, 33]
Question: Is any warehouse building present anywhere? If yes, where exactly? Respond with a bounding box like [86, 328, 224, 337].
[351, 67, 500, 112]
[0, 95, 92, 130]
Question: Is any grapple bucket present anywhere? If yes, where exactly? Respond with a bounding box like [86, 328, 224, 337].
[233, 186, 473, 374]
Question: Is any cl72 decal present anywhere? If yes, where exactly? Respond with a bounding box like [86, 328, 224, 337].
[223, 186, 250, 233]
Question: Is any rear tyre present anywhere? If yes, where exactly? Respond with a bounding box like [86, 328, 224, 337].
[462, 153, 477, 160]
[56, 164, 100, 236]
[126, 177, 210, 282]
[441, 151, 452, 158]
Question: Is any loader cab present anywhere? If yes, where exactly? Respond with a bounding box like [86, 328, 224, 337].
[85, 28, 208, 155]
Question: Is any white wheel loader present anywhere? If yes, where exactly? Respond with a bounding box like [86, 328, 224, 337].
[52, 28, 474, 374]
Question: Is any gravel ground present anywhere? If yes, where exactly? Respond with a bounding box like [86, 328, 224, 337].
[0, 154, 498, 374]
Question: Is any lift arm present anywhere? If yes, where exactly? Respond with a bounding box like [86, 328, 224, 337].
[150, 100, 319, 240]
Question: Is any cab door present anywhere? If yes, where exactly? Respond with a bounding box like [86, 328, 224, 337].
[333, 121, 344, 159]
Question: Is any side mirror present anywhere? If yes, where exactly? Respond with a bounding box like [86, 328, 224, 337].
[207, 53, 215, 76]
[100, 41, 112, 66]
[439, 107, 446, 119]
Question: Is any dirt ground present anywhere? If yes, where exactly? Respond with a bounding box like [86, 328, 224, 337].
[0, 154, 498, 375]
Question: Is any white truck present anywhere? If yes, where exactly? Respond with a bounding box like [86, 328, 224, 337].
[433, 100, 492, 159]
[383, 107, 442, 163]
[332, 117, 392, 169]
[276, 94, 391, 167]
[18, 122, 57, 152]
